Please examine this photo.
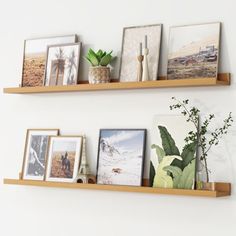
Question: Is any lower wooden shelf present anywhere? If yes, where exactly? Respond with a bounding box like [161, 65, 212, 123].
[3, 178, 231, 198]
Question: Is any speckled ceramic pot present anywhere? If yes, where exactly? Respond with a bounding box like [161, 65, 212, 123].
[88, 66, 110, 84]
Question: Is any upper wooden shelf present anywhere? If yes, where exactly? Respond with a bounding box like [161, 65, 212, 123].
[3, 178, 231, 198]
[3, 73, 230, 94]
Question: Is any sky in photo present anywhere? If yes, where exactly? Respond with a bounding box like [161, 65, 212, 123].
[101, 130, 145, 152]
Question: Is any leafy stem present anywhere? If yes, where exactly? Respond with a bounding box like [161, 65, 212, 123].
[170, 97, 233, 182]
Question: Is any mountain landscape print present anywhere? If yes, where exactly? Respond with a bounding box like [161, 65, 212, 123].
[97, 129, 146, 186]
[167, 22, 220, 80]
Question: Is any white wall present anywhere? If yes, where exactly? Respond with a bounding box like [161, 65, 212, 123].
[0, 0, 236, 235]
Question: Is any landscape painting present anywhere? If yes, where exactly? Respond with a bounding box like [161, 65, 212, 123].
[150, 115, 198, 189]
[167, 22, 220, 80]
[21, 35, 76, 87]
[44, 43, 81, 86]
[96, 129, 146, 186]
[22, 129, 59, 180]
[45, 136, 82, 182]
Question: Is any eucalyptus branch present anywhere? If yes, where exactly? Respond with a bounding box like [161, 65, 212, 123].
[170, 97, 233, 182]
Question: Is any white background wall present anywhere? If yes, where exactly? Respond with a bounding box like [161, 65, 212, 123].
[0, 0, 236, 235]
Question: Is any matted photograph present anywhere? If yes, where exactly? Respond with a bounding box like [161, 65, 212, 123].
[21, 35, 77, 87]
[150, 115, 197, 189]
[167, 22, 221, 80]
[44, 43, 81, 86]
[119, 24, 162, 82]
[96, 129, 146, 186]
[45, 136, 83, 182]
[22, 129, 59, 180]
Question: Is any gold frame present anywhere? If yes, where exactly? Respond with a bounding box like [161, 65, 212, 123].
[21, 129, 60, 180]
[44, 135, 83, 182]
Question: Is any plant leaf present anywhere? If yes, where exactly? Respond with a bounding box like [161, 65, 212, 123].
[163, 165, 182, 188]
[158, 126, 180, 156]
[153, 155, 182, 188]
[151, 144, 165, 163]
[181, 141, 197, 169]
[100, 54, 112, 66]
[177, 159, 196, 189]
[149, 161, 156, 187]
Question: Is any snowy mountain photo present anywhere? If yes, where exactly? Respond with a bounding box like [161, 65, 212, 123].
[97, 129, 146, 186]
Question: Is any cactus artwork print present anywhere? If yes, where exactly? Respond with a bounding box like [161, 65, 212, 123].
[150, 115, 198, 189]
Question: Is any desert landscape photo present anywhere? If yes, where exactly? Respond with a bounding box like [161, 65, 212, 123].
[21, 35, 76, 87]
[22, 52, 46, 87]
[167, 23, 220, 80]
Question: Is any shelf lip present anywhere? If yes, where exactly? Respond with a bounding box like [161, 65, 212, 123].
[3, 73, 231, 94]
[3, 178, 231, 198]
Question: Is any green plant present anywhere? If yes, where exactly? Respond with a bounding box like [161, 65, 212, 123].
[85, 49, 114, 67]
[169, 97, 233, 182]
[151, 125, 197, 189]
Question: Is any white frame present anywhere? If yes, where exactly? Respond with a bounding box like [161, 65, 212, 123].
[44, 42, 82, 86]
[22, 129, 59, 181]
[167, 22, 221, 80]
[45, 136, 83, 182]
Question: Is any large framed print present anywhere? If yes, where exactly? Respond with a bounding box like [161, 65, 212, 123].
[167, 22, 221, 80]
[21, 35, 77, 87]
[22, 129, 59, 180]
[119, 24, 162, 82]
[150, 115, 198, 189]
[45, 136, 83, 182]
[96, 129, 146, 186]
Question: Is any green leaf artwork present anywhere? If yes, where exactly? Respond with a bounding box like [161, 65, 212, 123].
[150, 118, 197, 189]
[153, 155, 182, 188]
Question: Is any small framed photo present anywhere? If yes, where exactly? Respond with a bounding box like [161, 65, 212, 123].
[45, 136, 83, 182]
[167, 22, 221, 80]
[22, 129, 59, 180]
[44, 43, 81, 86]
[96, 129, 146, 186]
[21, 35, 77, 87]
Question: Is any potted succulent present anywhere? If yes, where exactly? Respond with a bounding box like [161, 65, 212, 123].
[85, 49, 114, 84]
[170, 97, 233, 190]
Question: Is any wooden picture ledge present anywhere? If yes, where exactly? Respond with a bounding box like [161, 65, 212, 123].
[3, 73, 231, 94]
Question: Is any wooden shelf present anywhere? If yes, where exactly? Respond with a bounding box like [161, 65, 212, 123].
[3, 73, 230, 94]
[3, 178, 231, 198]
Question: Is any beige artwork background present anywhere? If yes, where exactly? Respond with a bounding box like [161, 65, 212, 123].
[119, 25, 162, 82]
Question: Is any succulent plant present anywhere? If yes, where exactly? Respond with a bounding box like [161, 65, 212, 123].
[85, 49, 114, 67]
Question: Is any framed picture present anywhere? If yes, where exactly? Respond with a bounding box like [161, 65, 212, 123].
[150, 115, 198, 189]
[96, 129, 146, 186]
[45, 136, 83, 182]
[22, 129, 59, 180]
[167, 22, 221, 80]
[44, 43, 81, 86]
[119, 24, 162, 82]
[21, 35, 77, 87]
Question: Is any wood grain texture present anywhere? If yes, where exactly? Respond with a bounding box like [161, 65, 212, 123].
[3, 73, 230, 94]
[3, 179, 231, 198]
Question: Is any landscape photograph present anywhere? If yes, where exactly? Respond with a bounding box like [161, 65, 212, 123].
[21, 35, 76, 87]
[167, 22, 220, 80]
[97, 129, 146, 186]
